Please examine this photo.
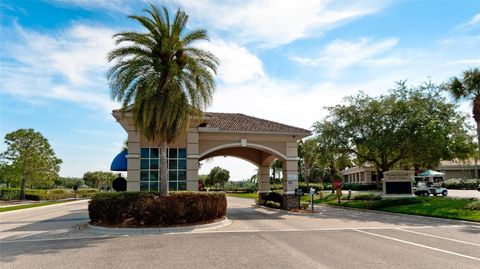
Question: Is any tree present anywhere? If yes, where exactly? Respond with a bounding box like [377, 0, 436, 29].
[0, 161, 21, 188]
[443, 67, 480, 178]
[315, 83, 474, 188]
[298, 138, 319, 184]
[205, 166, 230, 189]
[0, 129, 62, 199]
[107, 4, 218, 196]
[83, 171, 116, 190]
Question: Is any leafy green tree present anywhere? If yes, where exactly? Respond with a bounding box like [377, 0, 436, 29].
[298, 138, 320, 184]
[0, 129, 62, 199]
[205, 166, 230, 189]
[0, 161, 21, 188]
[83, 171, 116, 190]
[316, 83, 474, 188]
[107, 4, 218, 196]
[443, 67, 480, 177]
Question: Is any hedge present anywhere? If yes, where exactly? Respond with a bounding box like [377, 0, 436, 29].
[0, 188, 99, 201]
[88, 191, 227, 227]
[443, 178, 479, 190]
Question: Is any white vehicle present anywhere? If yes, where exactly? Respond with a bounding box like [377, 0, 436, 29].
[413, 169, 448, 197]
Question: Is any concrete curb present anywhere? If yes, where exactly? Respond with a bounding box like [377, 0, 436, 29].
[254, 204, 319, 216]
[83, 218, 232, 235]
[0, 199, 89, 213]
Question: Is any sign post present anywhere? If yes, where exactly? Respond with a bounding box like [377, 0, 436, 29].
[309, 187, 315, 210]
[333, 179, 343, 203]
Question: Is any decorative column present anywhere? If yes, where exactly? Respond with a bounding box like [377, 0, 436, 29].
[282, 142, 299, 210]
[126, 130, 140, 191]
[186, 128, 199, 191]
[258, 166, 270, 204]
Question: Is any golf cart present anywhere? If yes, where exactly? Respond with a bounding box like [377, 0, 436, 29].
[413, 170, 448, 197]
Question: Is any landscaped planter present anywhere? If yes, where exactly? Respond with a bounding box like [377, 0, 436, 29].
[88, 192, 227, 227]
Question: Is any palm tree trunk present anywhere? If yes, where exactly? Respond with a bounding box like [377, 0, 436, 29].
[160, 141, 169, 196]
[476, 119, 480, 179]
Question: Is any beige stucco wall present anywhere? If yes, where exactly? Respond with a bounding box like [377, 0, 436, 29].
[113, 111, 306, 193]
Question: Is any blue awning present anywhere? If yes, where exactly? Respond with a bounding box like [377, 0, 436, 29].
[111, 149, 127, 171]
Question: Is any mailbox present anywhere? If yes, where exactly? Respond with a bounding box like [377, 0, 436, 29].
[309, 187, 315, 196]
[295, 188, 304, 196]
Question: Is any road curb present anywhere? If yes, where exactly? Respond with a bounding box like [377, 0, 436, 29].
[83, 218, 232, 235]
[0, 199, 89, 214]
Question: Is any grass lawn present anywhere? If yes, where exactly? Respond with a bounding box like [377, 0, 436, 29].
[0, 200, 70, 213]
[226, 192, 258, 199]
[321, 195, 480, 222]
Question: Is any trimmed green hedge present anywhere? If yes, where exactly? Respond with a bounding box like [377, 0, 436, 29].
[443, 178, 479, 190]
[88, 192, 227, 227]
[0, 188, 99, 201]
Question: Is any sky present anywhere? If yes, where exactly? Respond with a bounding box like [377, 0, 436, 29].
[0, 0, 479, 181]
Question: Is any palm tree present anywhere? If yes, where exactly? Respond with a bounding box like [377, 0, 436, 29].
[444, 67, 480, 178]
[107, 4, 219, 196]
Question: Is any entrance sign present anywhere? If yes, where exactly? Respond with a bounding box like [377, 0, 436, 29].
[382, 170, 414, 196]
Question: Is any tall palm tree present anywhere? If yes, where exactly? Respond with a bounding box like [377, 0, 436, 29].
[107, 4, 219, 196]
[444, 67, 480, 178]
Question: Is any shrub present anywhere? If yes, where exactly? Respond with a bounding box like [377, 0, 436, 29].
[263, 201, 281, 209]
[260, 191, 283, 208]
[24, 194, 41, 201]
[270, 184, 283, 191]
[443, 178, 479, 190]
[342, 183, 378, 191]
[464, 200, 480, 211]
[352, 194, 382, 201]
[368, 198, 421, 209]
[300, 203, 309, 209]
[88, 192, 227, 227]
[76, 188, 98, 198]
[298, 182, 324, 193]
[0, 188, 20, 200]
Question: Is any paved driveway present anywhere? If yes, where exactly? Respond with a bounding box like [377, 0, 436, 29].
[1, 197, 479, 269]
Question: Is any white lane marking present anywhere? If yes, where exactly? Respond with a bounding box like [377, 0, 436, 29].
[396, 228, 480, 246]
[353, 229, 480, 262]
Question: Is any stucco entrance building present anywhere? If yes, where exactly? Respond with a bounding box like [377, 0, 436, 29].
[113, 110, 311, 209]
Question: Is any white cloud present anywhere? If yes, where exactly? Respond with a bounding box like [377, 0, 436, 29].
[198, 39, 265, 84]
[454, 12, 480, 33]
[0, 23, 118, 113]
[292, 38, 402, 72]
[46, 0, 131, 14]
[176, 0, 391, 47]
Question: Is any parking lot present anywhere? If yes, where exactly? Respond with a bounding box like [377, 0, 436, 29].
[1, 197, 479, 268]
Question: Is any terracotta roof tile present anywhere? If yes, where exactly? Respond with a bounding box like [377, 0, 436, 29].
[202, 112, 311, 134]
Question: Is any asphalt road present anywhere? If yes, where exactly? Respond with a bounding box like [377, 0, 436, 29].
[1, 197, 479, 269]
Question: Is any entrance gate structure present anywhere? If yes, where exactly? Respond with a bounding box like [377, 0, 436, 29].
[113, 111, 311, 210]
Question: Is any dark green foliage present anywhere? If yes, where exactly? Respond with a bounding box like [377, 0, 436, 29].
[263, 201, 281, 209]
[260, 191, 283, 208]
[0, 188, 20, 200]
[352, 194, 382, 200]
[24, 194, 40, 201]
[443, 178, 480, 190]
[297, 182, 324, 193]
[88, 192, 227, 226]
[342, 183, 377, 191]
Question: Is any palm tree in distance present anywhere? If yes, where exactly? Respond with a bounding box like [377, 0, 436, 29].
[444, 67, 480, 178]
[107, 4, 219, 196]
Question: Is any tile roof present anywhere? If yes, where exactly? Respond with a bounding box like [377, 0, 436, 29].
[201, 112, 311, 134]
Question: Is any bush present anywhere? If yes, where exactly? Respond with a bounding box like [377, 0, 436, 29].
[368, 198, 421, 209]
[443, 178, 479, 190]
[263, 201, 281, 209]
[0, 188, 20, 200]
[342, 183, 378, 191]
[88, 192, 227, 227]
[260, 191, 283, 208]
[352, 194, 382, 201]
[76, 188, 98, 198]
[464, 200, 480, 210]
[24, 194, 41, 201]
[298, 182, 324, 193]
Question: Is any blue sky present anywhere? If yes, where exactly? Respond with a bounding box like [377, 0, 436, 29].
[1, 0, 479, 180]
